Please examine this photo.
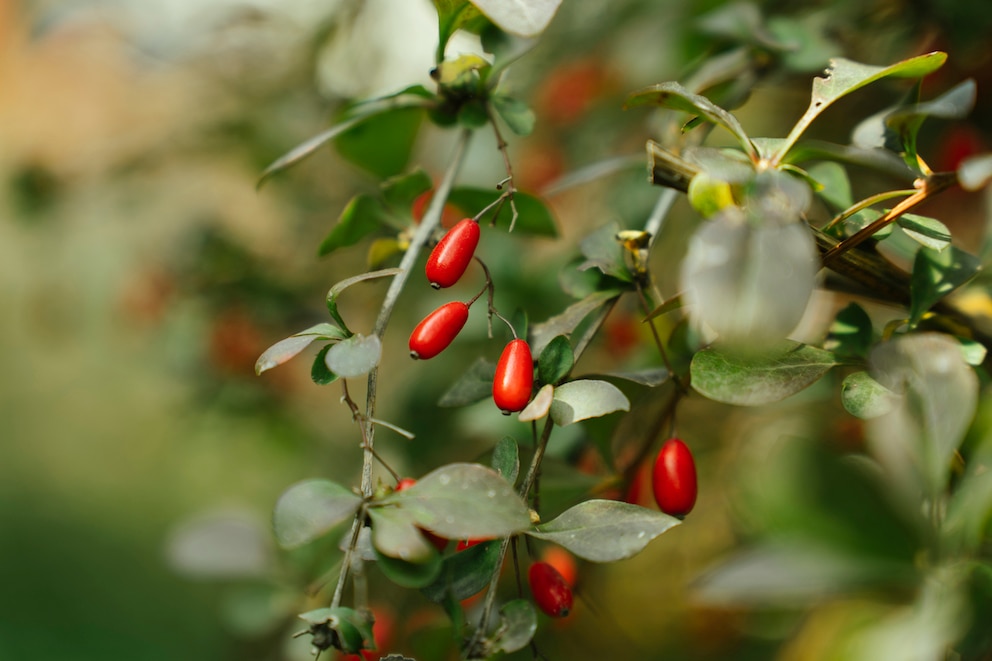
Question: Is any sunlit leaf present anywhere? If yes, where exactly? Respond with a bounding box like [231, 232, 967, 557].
[691, 342, 838, 406]
[518, 383, 554, 422]
[896, 213, 951, 252]
[255, 323, 349, 376]
[528, 500, 679, 562]
[469, 0, 563, 37]
[909, 246, 980, 326]
[824, 302, 873, 359]
[808, 161, 852, 210]
[273, 479, 361, 549]
[324, 334, 382, 379]
[380, 463, 531, 539]
[626, 82, 756, 159]
[549, 379, 630, 426]
[774, 52, 947, 163]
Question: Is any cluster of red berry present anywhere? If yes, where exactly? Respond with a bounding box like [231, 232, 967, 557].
[408, 218, 534, 415]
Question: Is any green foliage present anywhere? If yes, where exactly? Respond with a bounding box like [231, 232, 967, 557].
[273, 480, 361, 549]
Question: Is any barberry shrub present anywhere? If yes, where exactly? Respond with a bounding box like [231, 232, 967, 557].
[207, 1, 992, 659]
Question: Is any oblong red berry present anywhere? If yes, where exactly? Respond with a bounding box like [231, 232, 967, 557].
[493, 339, 534, 413]
[652, 437, 697, 517]
[529, 561, 573, 618]
[409, 301, 469, 360]
[425, 218, 480, 289]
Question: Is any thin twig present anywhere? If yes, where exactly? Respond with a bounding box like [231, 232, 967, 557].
[488, 110, 519, 232]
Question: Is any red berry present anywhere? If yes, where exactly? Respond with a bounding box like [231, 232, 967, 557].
[425, 218, 480, 289]
[540, 546, 578, 589]
[455, 538, 488, 551]
[493, 339, 534, 414]
[529, 561, 573, 617]
[395, 477, 417, 491]
[409, 301, 469, 360]
[651, 438, 697, 517]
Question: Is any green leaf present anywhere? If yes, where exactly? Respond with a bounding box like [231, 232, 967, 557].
[945, 469, 992, 554]
[311, 345, 338, 385]
[492, 600, 538, 653]
[774, 52, 948, 163]
[326, 268, 402, 330]
[438, 357, 496, 407]
[469, 0, 563, 37]
[886, 79, 977, 170]
[549, 379, 630, 426]
[690, 342, 838, 406]
[273, 479, 361, 549]
[335, 106, 424, 179]
[578, 222, 634, 283]
[824, 302, 873, 359]
[538, 335, 573, 385]
[807, 161, 852, 210]
[255, 323, 349, 376]
[695, 2, 789, 51]
[528, 500, 680, 562]
[491, 436, 520, 485]
[381, 168, 433, 214]
[841, 371, 898, 419]
[491, 94, 535, 136]
[958, 154, 992, 191]
[323, 334, 382, 379]
[422, 539, 501, 603]
[530, 290, 621, 357]
[957, 336, 987, 366]
[626, 82, 756, 159]
[434, 1, 485, 61]
[897, 213, 952, 252]
[909, 246, 980, 326]
[457, 99, 490, 128]
[447, 187, 558, 236]
[374, 547, 444, 589]
[319, 195, 390, 258]
[256, 117, 370, 189]
[380, 463, 531, 539]
[368, 507, 437, 564]
[519, 383, 554, 422]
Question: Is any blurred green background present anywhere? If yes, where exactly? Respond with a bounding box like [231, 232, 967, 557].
[3, 0, 992, 659]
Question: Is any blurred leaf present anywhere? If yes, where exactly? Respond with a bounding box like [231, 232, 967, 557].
[530, 290, 621, 357]
[326, 268, 401, 330]
[491, 94, 535, 136]
[593, 368, 670, 387]
[220, 584, 297, 636]
[255, 323, 349, 376]
[438, 357, 496, 407]
[368, 507, 437, 564]
[447, 187, 557, 236]
[578, 222, 634, 282]
[766, 14, 837, 72]
[319, 194, 390, 257]
[434, 0, 485, 59]
[945, 469, 992, 554]
[886, 79, 977, 170]
[374, 547, 443, 588]
[824, 302, 873, 359]
[643, 295, 685, 322]
[469, 0, 563, 37]
[841, 371, 898, 419]
[693, 542, 892, 607]
[896, 213, 951, 252]
[775, 52, 948, 162]
[958, 154, 992, 191]
[953, 564, 992, 658]
[457, 99, 490, 128]
[680, 207, 818, 348]
[957, 336, 987, 366]
[335, 106, 424, 179]
[381, 168, 433, 213]
[491, 436, 520, 485]
[298, 607, 373, 655]
[626, 82, 756, 159]
[868, 333, 979, 495]
[538, 335, 573, 385]
[422, 539, 501, 603]
[380, 463, 531, 538]
[367, 238, 404, 269]
[311, 345, 338, 385]
[691, 342, 838, 406]
[166, 511, 273, 580]
[492, 600, 538, 653]
[808, 161, 852, 210]
[695, 2, 788, 51]
[273, 480, 361, 549]
[909, 246, 980, 326]
[324, 334, 382, 379]
[528, 500, 679, 562]
[549, 379, 630, 426]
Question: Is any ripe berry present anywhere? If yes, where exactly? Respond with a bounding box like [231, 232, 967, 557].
[493, 339, 534, 414]
[529, 561, 573, 618]
[409, 301, 469, 360]
[652, 438, 697, 517]
[425, 218, 480, 289]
